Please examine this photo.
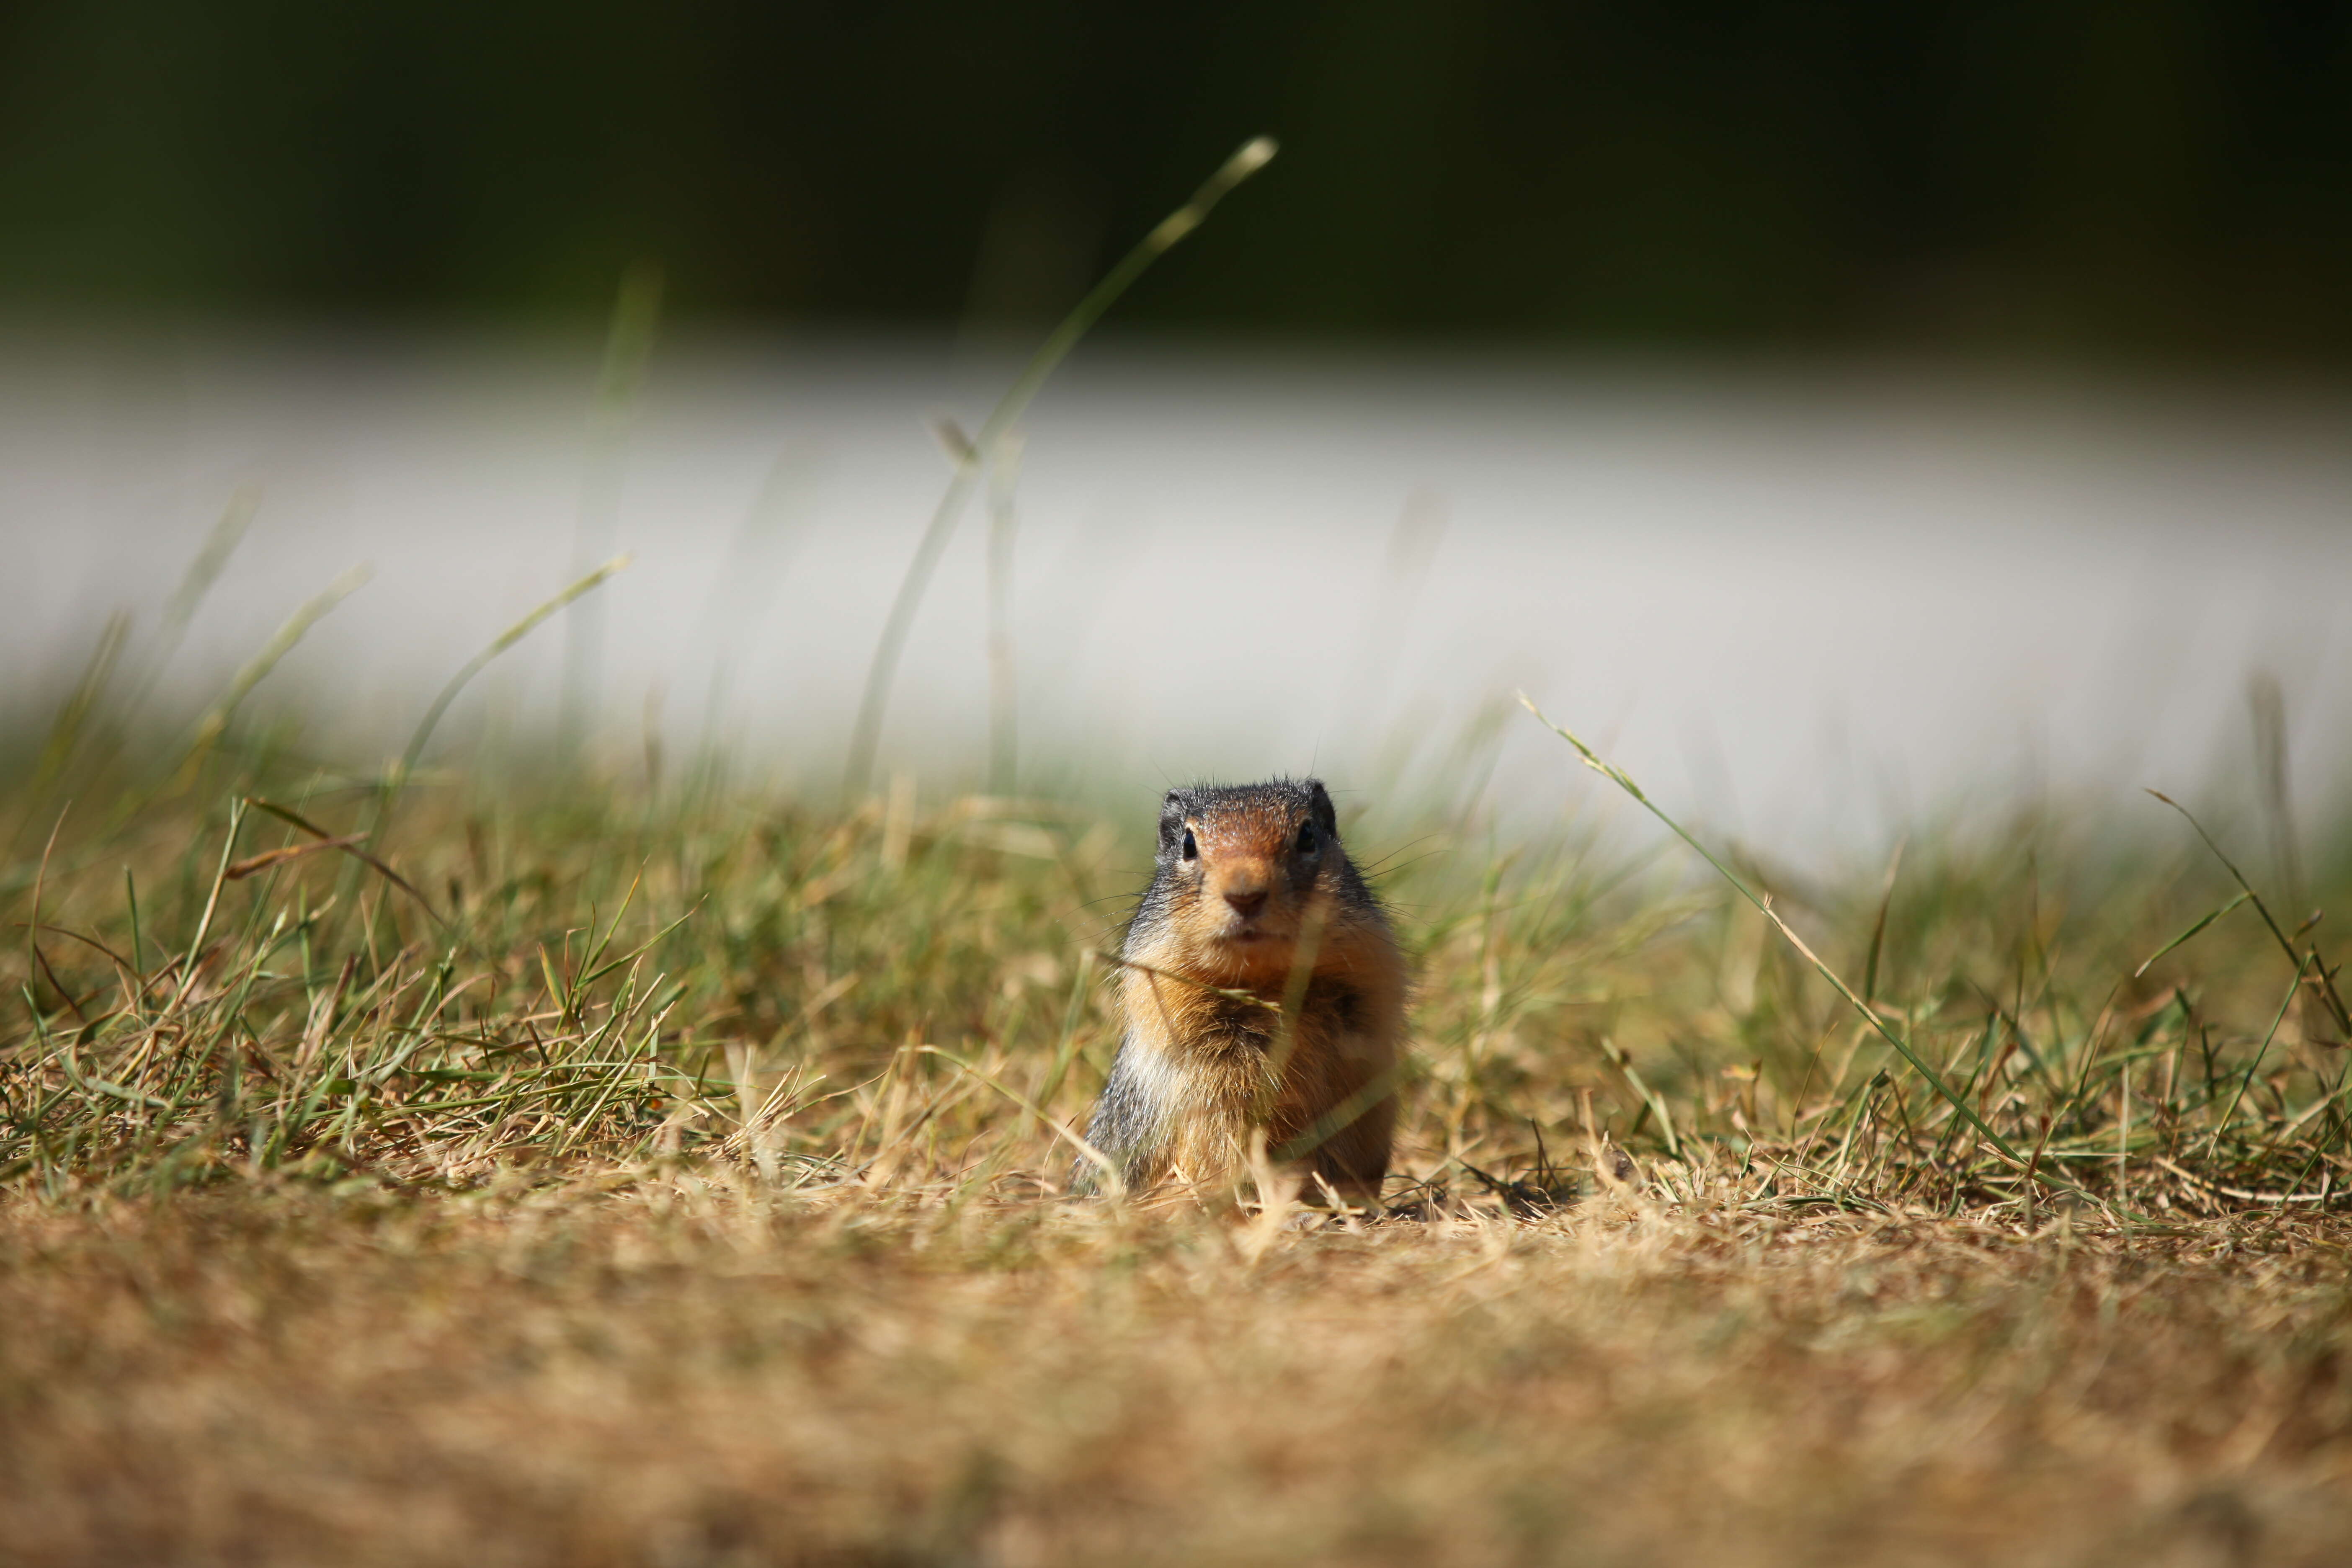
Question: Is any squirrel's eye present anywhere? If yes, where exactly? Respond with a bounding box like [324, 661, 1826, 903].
[1180, 827, 1198, 861]
[1296, 823, 1318, 855]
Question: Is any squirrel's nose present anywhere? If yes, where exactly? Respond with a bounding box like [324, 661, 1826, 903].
[1223, 887, 1268, 919]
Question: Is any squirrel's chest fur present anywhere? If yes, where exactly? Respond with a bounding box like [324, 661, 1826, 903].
[1105, 921, 1404, 1193]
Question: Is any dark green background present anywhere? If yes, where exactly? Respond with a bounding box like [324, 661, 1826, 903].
[4, 0, 2348, 359]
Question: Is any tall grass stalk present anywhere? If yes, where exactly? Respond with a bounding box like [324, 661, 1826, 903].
[841, 136, 1278, 799]
[1520, 694, 2032, 1168]
[985, 433, 1025, 795]
[559, 263, 663, 759]
[175, 565, 372, 785]
[373, 554, 633, 844]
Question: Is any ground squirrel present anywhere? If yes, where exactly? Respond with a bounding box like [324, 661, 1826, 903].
[1074, 778, 1407, 1204]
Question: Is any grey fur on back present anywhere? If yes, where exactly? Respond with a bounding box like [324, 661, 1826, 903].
[1073, 1047, 1168, 1194]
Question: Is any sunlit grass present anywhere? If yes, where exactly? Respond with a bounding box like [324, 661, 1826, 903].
[10, 725, 2344, 1215]
[5, 696, 2351, 1561]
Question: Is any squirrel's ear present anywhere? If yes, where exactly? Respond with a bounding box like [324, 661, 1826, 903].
[1306, 781, 1337, 835]
[1158, 792, 1186, 850]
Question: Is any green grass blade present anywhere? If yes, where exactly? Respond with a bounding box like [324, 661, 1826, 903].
[2134, 891, 2252, 979]
[376, 555, 633, 841]
[177, 566, 373, 784]
[842, 137, 1277, 798]
[1519, 693, 2031, 1170]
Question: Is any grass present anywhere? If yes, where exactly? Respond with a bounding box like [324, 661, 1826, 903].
[3, 700, 2352, 1564]
[5, 140, 2349, 1553]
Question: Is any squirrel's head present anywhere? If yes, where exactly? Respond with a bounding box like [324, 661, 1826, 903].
[1152, 778, 1344, 977]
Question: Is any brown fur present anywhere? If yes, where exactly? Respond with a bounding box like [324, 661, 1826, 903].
[1081, 780, 1406, 1205]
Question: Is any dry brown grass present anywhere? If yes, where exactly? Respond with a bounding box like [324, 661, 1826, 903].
[5, 744, 2352, 1565]
[5, 1181, 2349, 1568]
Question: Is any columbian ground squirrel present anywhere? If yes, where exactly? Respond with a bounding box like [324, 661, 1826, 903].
[1075, 778, 1407, 1205]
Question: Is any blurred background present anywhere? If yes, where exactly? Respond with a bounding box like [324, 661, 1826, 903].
[6, 0, 2351, 851]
